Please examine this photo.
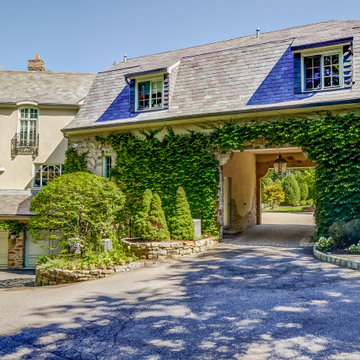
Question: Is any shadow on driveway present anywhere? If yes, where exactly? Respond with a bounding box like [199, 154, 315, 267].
[0, 270, 35, 289]
[1, 245, 360, 359]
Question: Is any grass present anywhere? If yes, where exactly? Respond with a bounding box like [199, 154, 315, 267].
[263, 205, 314, 213]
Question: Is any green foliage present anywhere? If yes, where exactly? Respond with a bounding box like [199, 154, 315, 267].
[349, 242, 360, 254]
[36, 248, 134, 270]
[329, 221, 348, 248]
[29, 172, 125, 250]
[0, 221, 27, 234]
[133, 189, 153, 237]
[97, 130, 219, 235]
[97, 113, 360, 238]
[261, 177, 273, 189]
[169, 187, 195, 240]
[282, 174, 301, 206]
[316, 237, 335, 253]
[142, 193, 170, 241]
[63, 147, 88, 174]
[262, 184, 285, 209]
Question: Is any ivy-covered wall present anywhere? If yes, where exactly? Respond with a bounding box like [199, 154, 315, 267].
[74, 112, 360, 237]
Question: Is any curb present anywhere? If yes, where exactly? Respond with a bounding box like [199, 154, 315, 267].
[313, 244, 360, 270]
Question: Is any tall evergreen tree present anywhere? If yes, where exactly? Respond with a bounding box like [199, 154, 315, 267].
[143, 193, 170, 241]
[283, 173, 301, 206]
[169, 187, 195, 240]
[133, 189, 152, 237]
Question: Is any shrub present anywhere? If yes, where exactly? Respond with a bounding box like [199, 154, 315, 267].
[169, 187, 195, 240]
[143, 193, 170, 241]
[298, 181, 309, 201]
[344, 219, 360, 247]
[349, 243, 360, 254]
[133, 189, 153, 237]
[283, 174, 301, 206]
[29, 172, 125, 251]
[316, 237, 335, 253]
[262, 184, 285, 209]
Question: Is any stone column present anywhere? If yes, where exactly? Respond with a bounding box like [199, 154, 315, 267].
[215, 152, 233, 241]
[8, 232, 24, 269]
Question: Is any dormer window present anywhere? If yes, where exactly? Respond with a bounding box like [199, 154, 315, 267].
[18, 107, 38, 147]
[302, 50, 343, 91]
[137, 79, 163, 111]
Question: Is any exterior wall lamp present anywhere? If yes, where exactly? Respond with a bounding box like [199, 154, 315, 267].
[273, 154, 287, 175]
[0, 167, 5, 175]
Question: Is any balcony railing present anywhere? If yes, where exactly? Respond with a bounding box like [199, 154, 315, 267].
[11, 133, 39, 159]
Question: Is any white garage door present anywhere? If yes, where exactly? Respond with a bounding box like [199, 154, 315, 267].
[25, 233, 61, 268]
[0, 231, 9, 268]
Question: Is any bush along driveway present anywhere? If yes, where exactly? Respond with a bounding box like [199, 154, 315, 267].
[1, 243, 360, 359]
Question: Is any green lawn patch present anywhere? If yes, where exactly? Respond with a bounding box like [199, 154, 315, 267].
[263, 206, 314, 213]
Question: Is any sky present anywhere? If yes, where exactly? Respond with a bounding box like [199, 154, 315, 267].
[0, 0, 359, 73]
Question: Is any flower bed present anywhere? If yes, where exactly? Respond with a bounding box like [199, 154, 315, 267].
[122, 237, 218, 260]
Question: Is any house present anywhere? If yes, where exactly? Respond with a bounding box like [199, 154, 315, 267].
[0, 55, 96, 268]
[62, 20, 360, 238]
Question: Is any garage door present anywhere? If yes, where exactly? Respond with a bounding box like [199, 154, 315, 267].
[24, 233, 61, 268]
[0, 231, 9, 268]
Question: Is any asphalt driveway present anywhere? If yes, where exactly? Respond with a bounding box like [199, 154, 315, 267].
[1, 238, 360, 359]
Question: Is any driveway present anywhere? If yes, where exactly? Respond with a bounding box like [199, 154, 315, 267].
[1, 229, 360, 359]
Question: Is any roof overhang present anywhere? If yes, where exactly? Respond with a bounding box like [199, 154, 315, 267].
[291, 37, 353, 52]
[62, 99, 360, 136]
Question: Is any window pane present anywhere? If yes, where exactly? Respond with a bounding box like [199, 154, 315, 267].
[34, 166, 41, 187]
[324, 66, 331, 76]
[332, 54, 339, 64]
[324, 56, 331, 65]
[324, 77, 331, 87]
[313, 56, 320, 67]
[313, 78, 321, 88]
[304, 58, 312, 67]
[332, 65, 339, 75]
[332, 76, 339, 86]
[305, 79, 313, 90]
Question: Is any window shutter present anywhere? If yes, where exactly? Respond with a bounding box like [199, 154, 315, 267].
[294, 53, 302, 94]
[343, 44, 353, 88]
[163, 74, 169, 109]
[129, 79, 136, 112]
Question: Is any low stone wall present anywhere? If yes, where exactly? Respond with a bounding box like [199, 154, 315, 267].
[35, 260, 152, 286]
[122, 237, 218, 260]
[313, 245, 360, 270]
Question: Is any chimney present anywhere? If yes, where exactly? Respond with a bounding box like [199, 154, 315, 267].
[256, 27, 261, 39]
[28, 54, 46, 71]
[123, 53, 127, 63]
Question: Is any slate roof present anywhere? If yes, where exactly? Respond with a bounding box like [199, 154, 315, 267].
[64, 20, 360, 132]
[0, 190, 34, 218]
[0, 71, 96, 106]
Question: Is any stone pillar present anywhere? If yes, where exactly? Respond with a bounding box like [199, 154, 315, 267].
[215, 152, 233, 241]
[8, 232, 24, 269]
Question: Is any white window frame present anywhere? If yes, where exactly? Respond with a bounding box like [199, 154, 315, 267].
[135, 77, 164, 112]
[17, 107, 39, 147]
[33, 164, 63, 188]
[102, 155, 112, 178]
[301, 48, 344, 92]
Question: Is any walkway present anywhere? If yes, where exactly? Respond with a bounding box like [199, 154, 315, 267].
[226, 212, 315, 247]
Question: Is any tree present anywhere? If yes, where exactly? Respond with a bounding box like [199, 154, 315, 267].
[295, 172, 309, 201]
[283, 173, 301, 206]
[29, 172, 125, 250]
[169, 187, 195, 240]
[133, 189, 153, 237]
[262, 184, 285, 209]
[142, 193, 170, 241]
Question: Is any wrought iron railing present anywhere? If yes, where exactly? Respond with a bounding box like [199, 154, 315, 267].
[11, 133, 39, 159]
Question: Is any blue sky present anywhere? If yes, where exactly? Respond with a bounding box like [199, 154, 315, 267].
[1, 0, 359, 73]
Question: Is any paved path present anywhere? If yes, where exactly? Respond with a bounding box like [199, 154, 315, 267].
[1, 235, 360, 359]
[226, 213, 315, 247]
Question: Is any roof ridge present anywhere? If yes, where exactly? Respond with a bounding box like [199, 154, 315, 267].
[0, 70, 96, 75]
[107, 19, 350, 70]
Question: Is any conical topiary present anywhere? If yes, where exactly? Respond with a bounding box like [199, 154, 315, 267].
[133, 189, 153, 237]
[143, 193, 170, 241]
[169, 187, 195, 240]
[283, 173, 301, 206]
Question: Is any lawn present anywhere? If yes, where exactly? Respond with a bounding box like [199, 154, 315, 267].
[263, 205, 314, 213]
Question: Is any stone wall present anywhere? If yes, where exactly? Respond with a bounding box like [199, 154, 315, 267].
[122, 237, 217, 260]
[35, 260, 152, 286]
[8, 233, 24, 269]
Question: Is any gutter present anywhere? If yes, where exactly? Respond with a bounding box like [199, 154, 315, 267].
[62, 98, 360, 134]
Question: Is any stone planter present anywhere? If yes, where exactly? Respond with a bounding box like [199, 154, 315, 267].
[122, 237, 218, 260]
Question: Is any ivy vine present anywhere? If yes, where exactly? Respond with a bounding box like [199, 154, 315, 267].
[94, 112, 360, 237]
[0, 221, 27, 235]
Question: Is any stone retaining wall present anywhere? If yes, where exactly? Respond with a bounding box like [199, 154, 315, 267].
[122, 237, 218, 260]
[313, 245, 360, 270]
[35, 260, 153, 286]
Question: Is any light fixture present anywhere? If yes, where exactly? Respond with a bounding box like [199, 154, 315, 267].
[0, 167, 5, 174]
[273, 154, 287, 175]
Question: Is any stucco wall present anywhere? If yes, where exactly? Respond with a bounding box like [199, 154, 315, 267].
[223, 152, 257, 233]
[0, 107, 77, 190]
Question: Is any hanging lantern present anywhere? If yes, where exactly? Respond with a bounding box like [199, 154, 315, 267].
[273, 154, 287, 175]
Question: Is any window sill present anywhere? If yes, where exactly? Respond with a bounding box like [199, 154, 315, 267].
[302, 85, 347, 94]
